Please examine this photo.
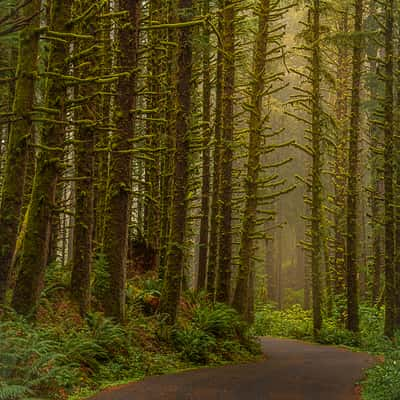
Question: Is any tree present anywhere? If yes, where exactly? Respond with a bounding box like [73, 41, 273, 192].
[232, 0, 287, 320]
[207, 0, 224, 298]
[216, 0, 237, 303]
[345, 0, 363, 333]
[159, 0, 194, 324]
[11, 0, 73, 316]
[70, 0, 99, 316]
[383, 0, 395, 337]
[0, 0, 40, 305]
[102, 0, 141, 322]
[197, 0, 212, 292]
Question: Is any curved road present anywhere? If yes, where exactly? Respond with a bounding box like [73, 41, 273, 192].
[88, 337, 377, 400]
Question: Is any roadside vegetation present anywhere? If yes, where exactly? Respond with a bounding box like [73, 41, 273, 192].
[252, 304, 400, 400]
[0, 264, 260, 400]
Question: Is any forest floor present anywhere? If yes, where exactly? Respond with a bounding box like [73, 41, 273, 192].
[86, 337, 377, 400]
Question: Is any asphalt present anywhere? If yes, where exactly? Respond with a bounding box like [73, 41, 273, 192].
[87, 337, 377, 400]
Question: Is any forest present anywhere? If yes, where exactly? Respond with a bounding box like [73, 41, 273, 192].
[1, 0, 400, 399]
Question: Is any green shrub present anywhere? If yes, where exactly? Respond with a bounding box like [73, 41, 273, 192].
[362, 358, 400, 400]
[192, 302, 244, 338]
[172, 326, 217, 363]
[128, 279, 161, 316]
[252, 304, 312, 339]
[0, 317, 81, 400]
[92, 253, 110, 301]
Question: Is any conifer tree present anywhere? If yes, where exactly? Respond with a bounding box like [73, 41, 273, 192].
[197, 0, 211, 292]
[383, 0, 395, 337]
[0, 0, 40, 305]
[345, 0, 363, 333]
[216, 0, 237, 303]
[207, 0, 223, 298]
[70, 1, 99, 316]
[12, 0, 72, 315]
[232, 0, 287, 320]
[102, 0, 141, 322]
[159, 0, 194, 323]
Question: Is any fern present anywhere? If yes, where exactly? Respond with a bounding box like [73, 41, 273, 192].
[0, 383, 33, 400]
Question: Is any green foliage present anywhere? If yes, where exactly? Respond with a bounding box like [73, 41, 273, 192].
[0, 294, 260, 399]
[0, 315, 81, 400]
[252, 303, 400, 400]
[191, 302, 245, 339]
[172, 301, 260, 364]
[362, 345, 400, 400]
[92, 253, 110, 301]
[252, 304, 313, 339]
[126, 279, 162, 316]
[173, 327, 217, 363]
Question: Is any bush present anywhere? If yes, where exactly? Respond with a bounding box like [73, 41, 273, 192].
[252, 304, 312, 339]
[362, 357, 400, 400]
[172, 327, 217, 363]
[0, 316, 81, 400]
[172, 301, 260, 364]
[192, 302, 245, 338]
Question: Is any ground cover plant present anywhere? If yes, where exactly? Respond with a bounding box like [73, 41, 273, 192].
[0, 284, 259, 400]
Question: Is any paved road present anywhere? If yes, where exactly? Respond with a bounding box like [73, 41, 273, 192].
[88, 337, 377, 400]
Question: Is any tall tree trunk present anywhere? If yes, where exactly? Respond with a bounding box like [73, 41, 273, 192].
[197, 0, 211, 292]
[332, 8, 349, 310]
[12, 0, 72, 315]
[0, 0, 40, 305]
[94, 0, 112, 251]
[70, 6, 97, 315]
[232, 0, 272, 320]
[345, 0, 363, 333]
[144, 0, 163, 268]
[103, 0, 141, 322]
[310, 0, 323, 336]
[383, 0, 395, 338]
[365, 0, 382, 306]
[159, 1, 177, 279]
[159, 0, 193, 324]
[207, 1, 224, 298]
[216, 0, 236, 303]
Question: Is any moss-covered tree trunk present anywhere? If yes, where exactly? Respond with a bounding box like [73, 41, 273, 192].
[94, 0, 113, 251]
[383, 0, 395, 338]
[70, 3, 98, 315]
[345, 0, 363, 333]
[196, 0, 211, 292]
[216, 0, 236, 303]
[144, 0, 163, 268]
[11, 0, 72, 315]
[232, 0, 272, 320]
[207, 3, 223, 298]
[102, 0, 141, 322]
[159, 1, 177, 278]
[310, 0, 323, 336]
[364, 0, 382, 306]
[159, 0, 193, 324]
[0, 0, 40, 305]
[332, 8, 349, 306]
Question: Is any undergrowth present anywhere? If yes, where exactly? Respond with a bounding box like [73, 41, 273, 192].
[0, 286, 259, 400]
[252, 303, 400, 400]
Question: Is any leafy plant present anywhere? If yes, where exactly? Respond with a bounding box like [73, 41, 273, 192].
[192, 302, 244, 338]
[172, 326, 217, 363]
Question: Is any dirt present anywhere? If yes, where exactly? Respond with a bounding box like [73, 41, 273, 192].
[87, 337, 377, 400]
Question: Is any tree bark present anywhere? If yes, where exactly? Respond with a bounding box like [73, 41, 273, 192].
[102, 0, 141, 322]
[159, 0, 193, 324]
[0, 0, 41, 305]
